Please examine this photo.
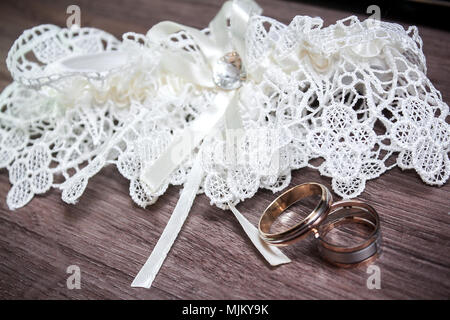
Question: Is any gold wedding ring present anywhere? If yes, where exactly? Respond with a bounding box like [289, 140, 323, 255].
[258, 183, 381, 267]
[316, 200, 381, 267]
[259, 183, 333, 246]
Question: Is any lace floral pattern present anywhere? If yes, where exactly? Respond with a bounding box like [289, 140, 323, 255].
[0, 11, 448, 210]
[237, 15, 449, 199]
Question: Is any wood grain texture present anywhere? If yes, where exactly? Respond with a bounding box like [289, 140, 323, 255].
[0, 0, 449, 300]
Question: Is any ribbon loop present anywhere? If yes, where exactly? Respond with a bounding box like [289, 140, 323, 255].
[141, 91, 234, 192]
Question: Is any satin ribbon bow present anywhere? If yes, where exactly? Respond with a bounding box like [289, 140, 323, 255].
[131, 0, 291, 288]
[33, 0, 290, 289]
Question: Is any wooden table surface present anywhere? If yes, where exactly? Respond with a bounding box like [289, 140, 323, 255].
[0, 0, 449, 300]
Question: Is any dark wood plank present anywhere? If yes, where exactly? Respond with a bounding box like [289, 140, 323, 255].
[0, 0, 449, 299]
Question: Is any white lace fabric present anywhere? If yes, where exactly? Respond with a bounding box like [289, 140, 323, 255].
[0, 9, 448, 210]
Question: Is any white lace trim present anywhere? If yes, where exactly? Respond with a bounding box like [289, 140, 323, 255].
[0, 14, 448, 210]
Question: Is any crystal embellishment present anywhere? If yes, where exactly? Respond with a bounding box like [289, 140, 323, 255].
[212, 52, 246, 90]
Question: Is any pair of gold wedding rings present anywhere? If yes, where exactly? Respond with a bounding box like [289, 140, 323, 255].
[258, 182, 381, 267]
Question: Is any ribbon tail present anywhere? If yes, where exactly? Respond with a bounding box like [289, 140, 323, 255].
[228, 202, 291, 266]
[131, 158, 204, 288]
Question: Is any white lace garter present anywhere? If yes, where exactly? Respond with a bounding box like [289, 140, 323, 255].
[1, 0, 448, 288]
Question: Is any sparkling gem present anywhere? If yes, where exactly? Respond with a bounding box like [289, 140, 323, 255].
[212, 52, 246, 90]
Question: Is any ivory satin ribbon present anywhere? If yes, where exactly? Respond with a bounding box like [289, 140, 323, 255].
[133, 0, 290, 289]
